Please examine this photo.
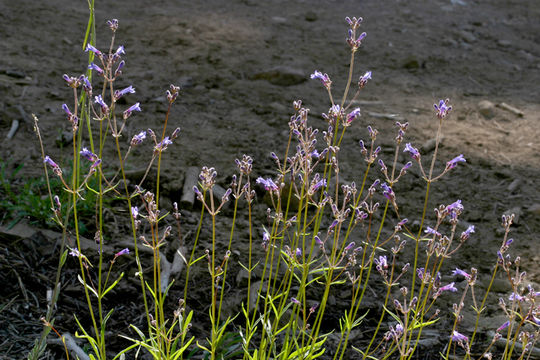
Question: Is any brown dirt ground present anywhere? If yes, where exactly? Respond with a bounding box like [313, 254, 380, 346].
[1, 0, 539, 359]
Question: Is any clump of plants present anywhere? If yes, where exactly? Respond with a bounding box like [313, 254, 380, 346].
[28, 5, 538, 360]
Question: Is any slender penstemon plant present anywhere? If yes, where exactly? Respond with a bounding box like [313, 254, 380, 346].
[35, 7, 539, 360]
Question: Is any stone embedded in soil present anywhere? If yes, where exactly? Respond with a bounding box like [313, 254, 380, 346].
[507, 178, 521, 193]
[478, 100, 496, 119]
[251, 66, 307, 86]
[526, 203, 540, 216]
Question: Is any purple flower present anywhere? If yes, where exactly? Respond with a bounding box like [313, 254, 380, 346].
[256, 177, 279, 192]
[69, 248, 82, 257]
[114, 85, 135, 100]
[295, 248, 302, 257]
[131, 131, 146, 146]
[344, 242, 355, 252]
[460, 225, 475, 241]
[358, 71, 371, 88]
[123, 102, 141, 120]
[380, 182, 394, 200]
[154, 137, 173, 152]
[115, 248, 129, 257]
[44, 156, 62, 176]
[497, 321, 510, 332]
[403, 143, 420, 160]
[80, 148, 99, 162]
[115, 60, 125, 77]
[310, 70, 331, 89]
[94, 95, 109, 114]
[346, 108, 361, 124]
[62, 103, 72, 116]
[434, 99, 452, 119]
[452, 268, 471, 279]
[107, 19, 119, 31]
[508, 292, 524, 302]
[113, 45, 125, 59]
[291, 297, 301, 305]
[85, 44, 102, 56]
[88, 62, 104, 75]
[131, 206, 138, 219]
[424, 226, 441, 237]
[440, 282, 457, 292]
[374, 255, 388, 269]
[452, 331, 468, 343]
[82, 76, 92, 94]
[446, 154, 466, 170]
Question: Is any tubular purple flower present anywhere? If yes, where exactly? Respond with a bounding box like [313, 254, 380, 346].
[452, 268, 471, 279]
[446, 154, 466, 170]
[291, 297, 301, 305]
[171, 127, 181, 139]
[88, 62, 104, 75]
[123, 102, 141, 120]
[452, 331, 468, 343]
[94, 95, 109, 114]
[460, 225, 475, 241]
[440, 282, 457, 292]
[115, 248, 129, 257]
[425, 226, 441, 237]
[81, 76, 92, 94]
[263, 230, 270, 243]
[375, 255, 388, 269]
[295, 248, 302, 257]
[62, 104, 72, 116]
[380, 182, 394, 200]
[347, 108, 361, 124]
[107, 19, 119, 31]
[344, 242, 355, 252]
[256, 177, 279, 192]
[131, 131, 147, 146]
[359, 71, 371, 88]
[434, 99, 452, 119]
[378, 159, 387, 172]
[497, 321, 510, 332]
[44, 156, 62, 176]
[509, 292, 524, 302]
[115, 60, 125, 77]
[446, 199, 463, 213]
[131, 206, 138, 219]
[114, 85, 135, 100]
[69, 248, 82, 257]
[403, 143, 420, 160]
[154, 137, 173, 152]
[114, 45, 125, 58]
[80, 147, 98, 162]
[85, 44, 102, 56]
[89, 159, 101, 174]
[310, 70, 331, 89]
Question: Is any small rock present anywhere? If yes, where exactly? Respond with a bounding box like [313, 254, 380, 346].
[271, 16, 287, 24]
[507, 178, 521, 193]
[252, 66, 307, 86]
[459, 30, 477, 43]
[489, 278, 512, 293]
[526, 203, 540, 216]
[503, 206, 522, 225]
[421, 136, 444, 153]
[498, 39, 511, 47]
[402, 56, 420, 70]
[478, 100, 495, 119]
[305, 11, 318, 22]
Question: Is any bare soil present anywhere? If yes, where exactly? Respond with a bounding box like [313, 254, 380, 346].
[1, 0, 539, 358]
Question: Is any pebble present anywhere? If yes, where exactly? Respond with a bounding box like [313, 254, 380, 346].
[477, 100, 495, 119]
[506, 178, 521, 193]
[252, 66, 307, 86]
[459, 30, 477, 43]
[526, 203, 540, 216]
[271, 16, 287, 24]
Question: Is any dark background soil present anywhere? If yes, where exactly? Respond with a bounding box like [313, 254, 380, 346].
[1, 0, 539, 359]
